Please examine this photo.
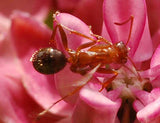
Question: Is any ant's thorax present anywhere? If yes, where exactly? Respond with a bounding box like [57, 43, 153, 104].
[67, 41, 128, 70]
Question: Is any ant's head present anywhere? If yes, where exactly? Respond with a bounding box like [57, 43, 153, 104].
[115, 41, 129, 64]
[31, 48, 67, 74]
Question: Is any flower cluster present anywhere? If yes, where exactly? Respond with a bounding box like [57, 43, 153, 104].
[1, 0, 160, 123]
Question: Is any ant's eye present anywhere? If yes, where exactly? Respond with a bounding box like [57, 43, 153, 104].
[31, 47, 67, 74]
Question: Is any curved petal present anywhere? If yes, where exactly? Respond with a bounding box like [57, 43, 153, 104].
[151, 44, 160, 68]
[0, 75, 64, 123]
[133, 100, 144, 112]
[72, 0, 103, 34]
[0, 14, 21, 78]
[133, 88, 160, 122]
[140, 65, 160, 78]
[72, 87, 121, 123]
[56, 0, 81, 11]
[133, 18, 153, 62]
[10, 11, 71, 115]
[101, 22, 111, 41]
[55, 64, 100, 104]
[57, 0, 103, 34]
[53, 12, 95, 52]
[146, 0, 160, 36]
[133, 90, 153, 106]
[133, 88, 160, 117]
[137, 97, 160, 123]
[152, 29, 160, 51]
[0, 0, 51, 21]
[103, 0, 146, 56]
[0, 14, 10, 39]
[151, 76, 160, 88]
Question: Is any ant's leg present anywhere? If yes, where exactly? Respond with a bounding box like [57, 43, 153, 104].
[35, 64, 100, 120]
[57, 23, 97, 42]
[70, 65, 93, 75]
[55, 23, 112, 52]
[49, 25, 58, 47]
[73, 25, 112, 52]
[114, 16, 134, 45]
[88, 26, 112, 45]
[52, 24, 98, 53]
[50, 24, 71, 51]
[56, 24, 105, 52]
[97, 68, 118, 92]
[127, 57, 142, 81]
[76, 41, 97, 52]
[36, 85, 83, 119]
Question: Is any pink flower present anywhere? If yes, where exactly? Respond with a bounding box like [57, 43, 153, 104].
[2, 0, 160, 123]
[32, 0, 160, 122]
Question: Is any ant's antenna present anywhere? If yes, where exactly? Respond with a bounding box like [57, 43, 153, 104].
[114, 16, 134, 46]
[128, 57, 142, 81]
[114, 16, 141, 80]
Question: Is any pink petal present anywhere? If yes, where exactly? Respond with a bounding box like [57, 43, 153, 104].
[150, 88, 160, 100]
[54, 12, 95, 52]
[55, 65, 83, 104]
[134, 88, 160, 122]
[101, 22, 112, 41]
[151, 44, 160, 68]
[55, 64, 100, 104]
[10, 11, 71, 115]
[152, 29, 160, 51]
[72, 87, 121, 123]
[132, 18, 153, 62]
[0, 14, 21, 79]
[103, 0, 146, 56]
[133, 100, 145, 112]
[106, 88, 122, 101]
[0, 14, 10, 38]
[140, 65, 160, 78]
[72, 0, 103, 34]
[0, 75, 63, 123]
[146, 0, 160, 36]
[0, 0, 51, 21]
[137, 97, 160, 123]
[133, 90, 151, 106]
[57, 0, 103, 34]
[57, 0, 80, 11]
[151, 76, 160, 88]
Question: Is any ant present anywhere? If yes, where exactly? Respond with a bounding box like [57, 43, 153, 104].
[31, 12, 137, 118]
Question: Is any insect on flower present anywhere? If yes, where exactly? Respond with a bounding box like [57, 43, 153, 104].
[30, 12, 138, 118]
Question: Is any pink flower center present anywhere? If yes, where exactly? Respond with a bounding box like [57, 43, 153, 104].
[102, 64, 152, 122]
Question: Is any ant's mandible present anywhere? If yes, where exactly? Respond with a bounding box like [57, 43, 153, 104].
[30, 12, 135, 118]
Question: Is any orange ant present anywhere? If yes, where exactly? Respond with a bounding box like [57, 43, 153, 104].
[31, 12, 136, 118]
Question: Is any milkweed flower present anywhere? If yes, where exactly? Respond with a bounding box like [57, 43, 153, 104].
[47, 0, 160, 122]
[1, 0, 160, 123]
